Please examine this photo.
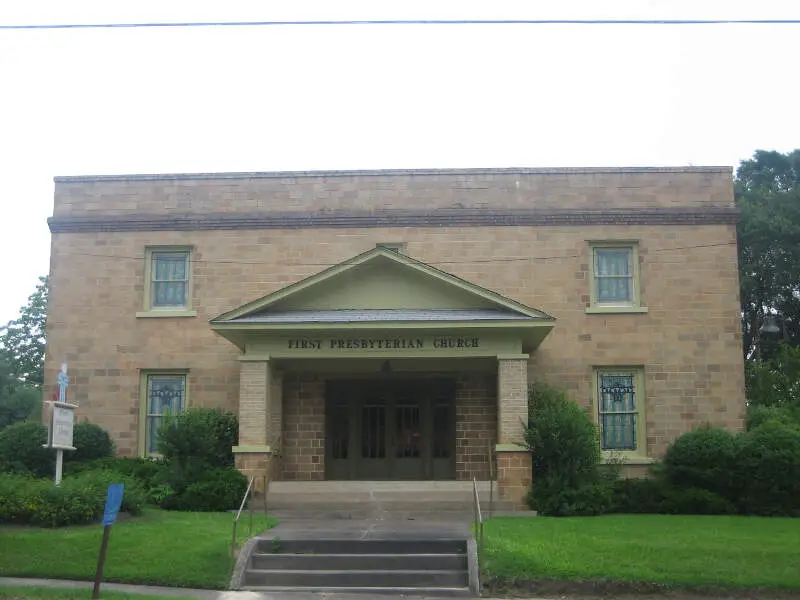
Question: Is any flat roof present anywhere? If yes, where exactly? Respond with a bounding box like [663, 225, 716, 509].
[54, 166, 732, 183]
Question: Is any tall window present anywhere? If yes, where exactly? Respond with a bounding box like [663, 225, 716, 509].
[143, 374, 186, 455]
[139, 247, 195, 317]
[151, 251, 190, 308]
[594, 247, 633, 304]
[595, 369, 645, 456]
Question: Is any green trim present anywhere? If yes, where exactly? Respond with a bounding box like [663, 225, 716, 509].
[603, 454, 655, 465]
[495, 444, 528, 452]
[211, 247, 556, 323]
[213, 320, 551, 332]
[232, 445, 272, 453]
[585, 306, 649, 314]
[138, 369, 190, 457]
[136, 310, 198, 318]
[588, 241, 644, 311]
[497, 354, 530, 360]
[142, 246, 194, 313]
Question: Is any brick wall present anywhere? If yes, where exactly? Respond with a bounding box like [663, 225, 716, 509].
[455, 372, 496, 481]
[281, 372, 325, 480]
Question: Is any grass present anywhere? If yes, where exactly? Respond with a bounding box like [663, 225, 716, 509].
[0, 509, 276, 590]
[482, 515, 800, 590]
[0, 586, 198, 600]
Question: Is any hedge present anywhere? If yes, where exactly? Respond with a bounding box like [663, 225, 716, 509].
[0, 469, 146, 527]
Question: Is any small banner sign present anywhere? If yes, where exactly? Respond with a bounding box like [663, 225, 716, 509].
[102, 484, 124, 526]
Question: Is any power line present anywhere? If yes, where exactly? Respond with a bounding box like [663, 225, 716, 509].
[58, 241, 737, 269]
[2, 18, 800, 31]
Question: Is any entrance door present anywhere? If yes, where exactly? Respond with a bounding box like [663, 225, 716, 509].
[325, 379, 455, 480]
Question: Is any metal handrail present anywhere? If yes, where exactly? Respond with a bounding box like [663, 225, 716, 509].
[487, 439, 495, 519]
[472, 476, 484, 551]
[230, 471, 270, 570]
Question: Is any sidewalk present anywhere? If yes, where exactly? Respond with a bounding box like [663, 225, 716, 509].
[1, 576, 517, 600]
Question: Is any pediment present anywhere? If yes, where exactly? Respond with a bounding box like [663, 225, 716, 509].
[211, 247, 553, 323]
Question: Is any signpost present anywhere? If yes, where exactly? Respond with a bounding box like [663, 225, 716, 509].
[92, 484, 124, 600]
[45, 363, 77, 485]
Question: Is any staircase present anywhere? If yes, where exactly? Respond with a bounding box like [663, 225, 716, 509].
[240, 537, 472, 595]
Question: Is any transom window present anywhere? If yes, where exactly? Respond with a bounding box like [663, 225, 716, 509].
[143, 374, 186, 455]
[594, 368, 646, 457]
[594, 247, 634, 304]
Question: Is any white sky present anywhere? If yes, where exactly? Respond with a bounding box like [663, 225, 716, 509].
[0, 0, 799, 323]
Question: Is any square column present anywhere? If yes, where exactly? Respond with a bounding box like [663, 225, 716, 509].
[496, 354, 532, 509]
[233, 357, 272, 491]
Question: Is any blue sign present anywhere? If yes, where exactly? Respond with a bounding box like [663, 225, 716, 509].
[102, 484, 125, 526]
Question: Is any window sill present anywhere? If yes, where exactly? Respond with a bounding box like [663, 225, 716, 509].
[136, 310, 197, 318]
[585, 306, 648, 314]
[602, 455, 655, 465]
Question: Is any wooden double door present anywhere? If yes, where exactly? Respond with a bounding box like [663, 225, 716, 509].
[325, 379, 456, 480]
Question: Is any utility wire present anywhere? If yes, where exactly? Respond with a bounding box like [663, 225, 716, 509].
[2, 18, 800, 30]
[58, 241, 738, 269]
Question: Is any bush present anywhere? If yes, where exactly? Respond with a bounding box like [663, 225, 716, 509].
[609, 478, 736, 515]
[737, 422, 800, 516]
[524, 383, 604, 515]
[157, 408, 238, 474]
[159, 467, 247, 512]
[64, 422, 115, 463]
[0, 469, 146, 527]
[662, 425, 740, 500]
[530, 483, 612, 517]
[64, 456, 169, 503]
[0, 422, 52, 477]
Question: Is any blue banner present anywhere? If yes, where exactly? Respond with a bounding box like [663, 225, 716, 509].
[102, 484, 125, 526]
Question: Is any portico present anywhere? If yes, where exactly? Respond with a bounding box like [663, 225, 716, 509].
[211, 247, 554, 507]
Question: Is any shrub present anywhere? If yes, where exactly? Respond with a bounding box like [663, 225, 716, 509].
[0, 422, 52, 477]
[524, 383, 604, 515]
[530, 483, 612, 517]
[157, 408, 238, 474]
[159, 467, 247, 512]
[0, 469, 146, 527]
[664, 487, 737, 515]
[64, 422, 115, 463]
[662, 425, 740, 500]
[737, 421, 800, 516]
[64, 456, 169, 503]
[610, 477, 671, 514]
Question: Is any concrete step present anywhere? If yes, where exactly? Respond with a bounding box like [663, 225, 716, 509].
[251, 552, 467, 570]
[243, 568, 469, 588]
[241, 586, 472, 597]
[254, 538, 467, 554]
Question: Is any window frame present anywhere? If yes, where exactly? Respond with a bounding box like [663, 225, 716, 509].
[138, 246, 196, 317]
[138, 370, 189, 456]
[586, 241, 647, 314]
[591, 366, 647, 461]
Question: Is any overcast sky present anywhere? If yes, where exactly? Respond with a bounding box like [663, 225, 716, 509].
[1, 0, 799, 324]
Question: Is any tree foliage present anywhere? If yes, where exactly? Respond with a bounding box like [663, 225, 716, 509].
[0, 276, 48, 387]
[736, 150, 800, 360]
[0, 357, 39, 429]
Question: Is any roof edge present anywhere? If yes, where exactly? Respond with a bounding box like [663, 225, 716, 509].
[54, 166, 733, 183]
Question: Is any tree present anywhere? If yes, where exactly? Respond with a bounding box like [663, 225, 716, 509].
[0, 357, 40, 428]
[0, 276, 48, 387]
[736, 150, 800, 361]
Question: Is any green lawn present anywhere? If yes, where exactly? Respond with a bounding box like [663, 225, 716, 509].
[482, 515, 800, 590]
[0, 586, 197, 600]
[0, 510, 276, 590]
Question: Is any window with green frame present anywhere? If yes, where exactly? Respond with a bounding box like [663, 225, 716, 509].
[143, 373, 186, 455]
[150, 250, 190, 308]
[594, 368, 646, 455]
[593, 246, 635, 305]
